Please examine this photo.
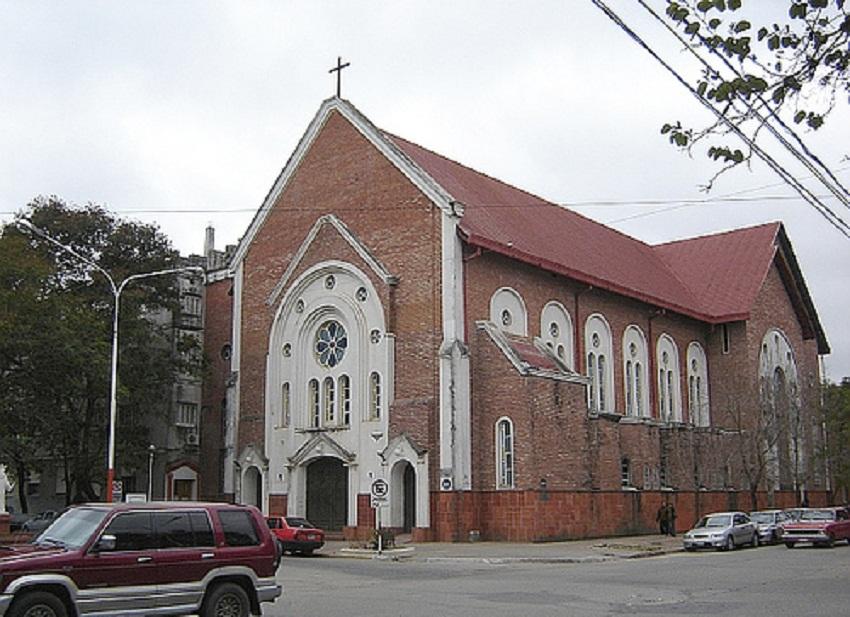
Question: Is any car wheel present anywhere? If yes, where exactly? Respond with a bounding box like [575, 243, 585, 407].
[685, 546, 696, 552]
[201, 582, 250, 617]
[277, 539, 286, 557]
[723, 535, 734, 551]
[785, 541, 795, 549]
[824, 536, 835, 549]
[751, 533, 759, 548]
[8, 591, 68, 617]
[302, 548, 315, 556]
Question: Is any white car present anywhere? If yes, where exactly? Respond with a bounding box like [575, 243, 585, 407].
[683, 511, 759, 551]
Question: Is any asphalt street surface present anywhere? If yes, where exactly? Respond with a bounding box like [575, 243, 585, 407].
[268, 543, 848, 617]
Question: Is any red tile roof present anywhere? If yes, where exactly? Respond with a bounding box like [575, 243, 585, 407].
[654, 223, 780, 322]
[387, 134, 787, 324]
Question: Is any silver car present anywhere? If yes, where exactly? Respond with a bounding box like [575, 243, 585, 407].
[683, 511, 759, 551]
[750, 509, 787, 544]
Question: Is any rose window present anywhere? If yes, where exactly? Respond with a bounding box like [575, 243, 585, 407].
[315, 321, 348, 368]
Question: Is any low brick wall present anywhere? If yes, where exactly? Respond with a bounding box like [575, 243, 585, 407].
[431, 489, 830, 542]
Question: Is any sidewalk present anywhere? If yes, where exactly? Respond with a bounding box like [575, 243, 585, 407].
[317, 534, 684, 563]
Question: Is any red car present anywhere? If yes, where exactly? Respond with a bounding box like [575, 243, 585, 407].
[781, 506, 850, 548]
[266, 516, 324, 556]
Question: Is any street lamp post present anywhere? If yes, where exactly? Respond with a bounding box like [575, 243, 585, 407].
[147, 444, 156, 501]
[16, 219, 204, 502]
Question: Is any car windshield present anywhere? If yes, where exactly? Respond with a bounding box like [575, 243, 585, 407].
[285, 517, 314, 528]
[750, 513, 775, 524]
[33, 507, 108, 549]
[696, 515, 731, 528]
[800, 510, 835, 521]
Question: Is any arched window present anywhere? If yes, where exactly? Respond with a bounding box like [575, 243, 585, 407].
[308, 379, 320, 428]
[490, 287, 528, 336]
[338, 375, 351, 426]
[323, 377, 336, 424]
[496, 417, 515, 489]
[622, 326, 649, 417]
[540, 301, 574, 369]
[687, 342, 710, 426]
[369, 372, 382, 420]
[656, 335, 682, 422]
[281, 382, 290, 428]
[758, 328, 801, 490]
[585, 315, 614, 413]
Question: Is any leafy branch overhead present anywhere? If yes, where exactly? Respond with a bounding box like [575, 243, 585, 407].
[661, 0, 849, 186]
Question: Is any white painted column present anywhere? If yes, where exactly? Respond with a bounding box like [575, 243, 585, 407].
[438, 207, 471, 491]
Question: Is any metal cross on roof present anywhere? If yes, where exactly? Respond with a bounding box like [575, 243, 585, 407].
[329, 56, 351, 98]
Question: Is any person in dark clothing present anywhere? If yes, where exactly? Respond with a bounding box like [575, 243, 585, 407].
[665, 503, 677, 536]
[656, 504, 668, 535]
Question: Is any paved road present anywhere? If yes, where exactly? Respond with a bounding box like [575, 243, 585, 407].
[268, 543, 848, 616]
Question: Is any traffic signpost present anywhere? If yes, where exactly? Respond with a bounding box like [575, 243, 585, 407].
[370, 478, 390, 554]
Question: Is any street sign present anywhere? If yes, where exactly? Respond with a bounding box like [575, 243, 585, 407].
[112, 480, 123, 502]
[370, 478, 389, 508]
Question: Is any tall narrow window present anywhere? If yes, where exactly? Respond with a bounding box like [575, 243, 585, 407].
[625, 360, 634, 416]
[598, 355, 607, 411]
[721, 324, 730, 354]
[496, 418, 514, 489]
[308, 379, 320, 428]
[635, 363, 644, 416]
[323, 377, 336, 424]
[657, 335, 682, 422]
[281, 383, 290, 428]
[585, 315, 613, 413]
[667, 371, 674, 416]
[369, 372, 381, 420]
[621, 458, 631, 487]
[339, 375, 351, 426]
[687, 342, 710, 427]
[587, 353, 597, 411]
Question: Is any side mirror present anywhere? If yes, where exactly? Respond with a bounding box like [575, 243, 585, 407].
[93, 534, 117, 553]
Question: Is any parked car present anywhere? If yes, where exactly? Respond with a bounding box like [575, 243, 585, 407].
[783, 507, 805, 522]
[682, 511, 759, 551]
[21, 511, 59, 535]
[0, 501, 282, 617]
[5, 507, 30, 532]
[782, 506, 850, 548]
[266, 515, 325, 556]
[749, 509, 787, 544]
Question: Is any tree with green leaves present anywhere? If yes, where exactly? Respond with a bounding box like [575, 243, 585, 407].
[0, 196, 201, 508]
[822, 378, 850, 502]
[657, 0, 849, 189]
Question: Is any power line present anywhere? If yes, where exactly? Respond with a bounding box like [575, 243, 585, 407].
[637, 0, 850, 211]
[0, 192, 841, 218]
[589, 0, 850, 239]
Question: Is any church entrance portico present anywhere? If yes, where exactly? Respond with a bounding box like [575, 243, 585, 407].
[306, 457, 348, 531]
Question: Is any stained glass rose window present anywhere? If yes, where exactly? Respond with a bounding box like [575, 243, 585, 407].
[315, 321, 348, 368]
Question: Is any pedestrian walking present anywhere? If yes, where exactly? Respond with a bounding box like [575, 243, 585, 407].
[656, 504, 668, 535]
[666, 503, 677, 536]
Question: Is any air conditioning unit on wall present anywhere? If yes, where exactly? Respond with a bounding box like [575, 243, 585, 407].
[185, 431, 199, 446]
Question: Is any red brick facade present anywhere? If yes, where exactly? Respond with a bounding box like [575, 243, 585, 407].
[202, 99, 831, 543]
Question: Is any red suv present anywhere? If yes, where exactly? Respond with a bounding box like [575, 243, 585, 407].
[0, 502, 282, 617]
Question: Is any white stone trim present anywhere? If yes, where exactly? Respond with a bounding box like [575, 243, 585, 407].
[231, 98, 456, 268]
[266, 214, 397, 308]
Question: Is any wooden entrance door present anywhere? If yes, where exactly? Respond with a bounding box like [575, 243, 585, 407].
[306, 457, 348, 531]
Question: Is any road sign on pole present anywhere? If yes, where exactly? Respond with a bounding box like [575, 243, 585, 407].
[370, 478, 389, 508]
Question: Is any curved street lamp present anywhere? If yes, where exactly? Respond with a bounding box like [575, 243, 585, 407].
[16, 219, 204, 502]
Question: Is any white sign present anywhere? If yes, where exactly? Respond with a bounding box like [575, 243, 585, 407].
[370, 478, 389, 508]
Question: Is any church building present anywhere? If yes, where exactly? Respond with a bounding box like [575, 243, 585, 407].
[200, 98, 830, 542]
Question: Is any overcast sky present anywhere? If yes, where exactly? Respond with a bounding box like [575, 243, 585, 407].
[2, 1, 848, 379]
